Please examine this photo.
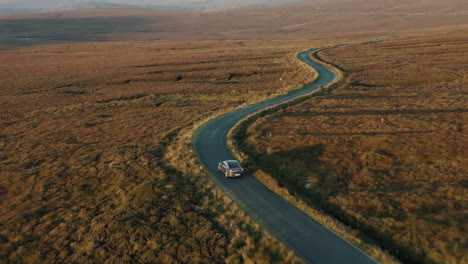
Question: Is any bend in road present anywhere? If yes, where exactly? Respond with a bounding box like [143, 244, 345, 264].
[193, 48, 378, 264]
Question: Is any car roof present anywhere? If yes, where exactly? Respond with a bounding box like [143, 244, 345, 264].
[226, 160, 242, 167]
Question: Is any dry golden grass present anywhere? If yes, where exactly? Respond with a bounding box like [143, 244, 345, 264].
[0, 40, 322, 263]
[0, 1, 466, 262]
[235, 31, 467, 264]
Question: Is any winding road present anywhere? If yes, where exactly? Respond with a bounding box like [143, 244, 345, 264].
[193, 49, 378, 264]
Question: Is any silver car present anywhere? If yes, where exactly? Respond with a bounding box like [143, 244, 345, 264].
[218, 160, 245, 178]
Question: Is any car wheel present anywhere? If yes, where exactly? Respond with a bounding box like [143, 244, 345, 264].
[224, 171, 229, 178]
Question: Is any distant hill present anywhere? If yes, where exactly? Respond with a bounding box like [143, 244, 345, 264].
[0, 0, 467, 46]
[0, 8, 41, 15]
[0, 0, 316, 14]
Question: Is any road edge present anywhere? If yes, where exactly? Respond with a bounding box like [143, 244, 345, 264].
[226, 44, 400, 263]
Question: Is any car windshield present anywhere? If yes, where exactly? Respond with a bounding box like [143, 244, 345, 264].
[227, 160, 242, 169]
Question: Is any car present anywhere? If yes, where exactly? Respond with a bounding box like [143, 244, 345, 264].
[218, 160, 245, 178]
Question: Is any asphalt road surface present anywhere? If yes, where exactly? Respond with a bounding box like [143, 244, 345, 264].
[193, 49, 378, 264]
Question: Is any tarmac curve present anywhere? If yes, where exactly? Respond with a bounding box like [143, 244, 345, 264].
[192, 48, 379, 264]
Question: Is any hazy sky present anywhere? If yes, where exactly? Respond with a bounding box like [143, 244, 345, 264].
[0, 0, 314, 5]
[0, 0, 192, 4]
[0, 0, 291, 4]
[0, 0, 316, 12]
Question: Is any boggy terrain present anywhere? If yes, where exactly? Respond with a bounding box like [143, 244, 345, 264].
[236, 31, 467, 263]
[0, 40, 319, 263]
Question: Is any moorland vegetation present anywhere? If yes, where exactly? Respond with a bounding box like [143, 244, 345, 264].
[232, 31, 467, 264]
[1, 0, 466, 46]
[0, 0, 466, 262]
[0, 40, 320, 263]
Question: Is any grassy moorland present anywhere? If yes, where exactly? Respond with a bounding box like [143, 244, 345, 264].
[0, 1, 466, 262]
[0, 40, 321, 263]
[233, 31, 467, 263]
[1, 0, 466, 46]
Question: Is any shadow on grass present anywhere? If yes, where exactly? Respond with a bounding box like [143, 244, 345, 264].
[301, 130, 435, 136]
[286, 108, 468, 117]
[246, 144, 345, 204]
[0, 16, 154, 47]
[327, 93, 425, 100]
[245, 143, 432, 264]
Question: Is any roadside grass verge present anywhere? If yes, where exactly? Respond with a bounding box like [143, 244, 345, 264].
[228, 31, 467, 264]
[0, 40, 320, 263]
[228, 45, 398, 264]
